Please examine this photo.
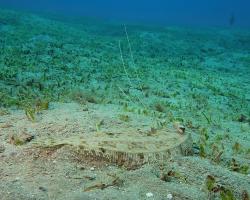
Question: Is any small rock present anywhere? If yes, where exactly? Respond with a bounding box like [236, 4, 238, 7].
[146, 192, 154, 198]
[12, 177, 20, 182]
[90, 167, 95, 171]
[167, 193, 173, 199]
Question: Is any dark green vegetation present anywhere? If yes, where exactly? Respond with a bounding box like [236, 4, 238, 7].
[204, 174, 250, 200]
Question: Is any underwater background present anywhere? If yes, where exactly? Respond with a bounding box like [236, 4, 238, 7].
[1, 0, 250, 27]
[0, 1, 249, 200]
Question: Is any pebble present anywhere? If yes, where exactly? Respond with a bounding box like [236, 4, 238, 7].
[167, 193, 173, 199]
[13, 177, 20, 182]
[146, 192, 154, 198]
[90, 167, 95, 171]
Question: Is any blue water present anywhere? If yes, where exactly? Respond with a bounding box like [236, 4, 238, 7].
[1, 0, 250, 27]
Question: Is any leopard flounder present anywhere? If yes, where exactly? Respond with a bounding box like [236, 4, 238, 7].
[32, 127, 193, 167]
